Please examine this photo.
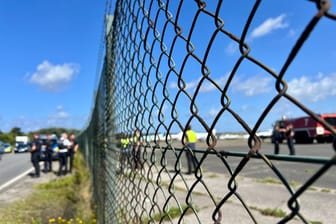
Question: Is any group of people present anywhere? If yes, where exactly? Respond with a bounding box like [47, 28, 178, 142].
[180, 122, 298, 174]
[30, 132, 78, 178]
[118, 122, 298, 177]
[119, 126, 199, 175]
[119, 129, 143, 173]
[272, 120, 296, 155]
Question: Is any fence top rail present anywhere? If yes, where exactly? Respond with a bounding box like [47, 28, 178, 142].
[219, 150, 336, 165]
[166, 147, 336, 165]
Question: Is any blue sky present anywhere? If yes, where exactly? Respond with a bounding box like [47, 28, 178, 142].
[0, 1, 106, 132]
[161, 1, 336, 133]
[0, 1, 335, 134]
[121, 0, 336, 134]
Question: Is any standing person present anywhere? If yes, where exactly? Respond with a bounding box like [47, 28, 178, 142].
[133, 129, 143, 170]
[272, 120, 286, 154]
[273, 118, 296, 155]
[43, 134, 54, 172]
[58, 133, 71, 176]
[119, 133, 130, 173]
[285, 124, 296, 155]
[272, 124, 281, 155]
[68, 134, 78, 173]
[184, 125, 199, 174]
[30, 132, 41, 178]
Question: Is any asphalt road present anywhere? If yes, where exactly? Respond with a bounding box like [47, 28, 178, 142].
[165, 141, 336, 189]
[0, 152, 31, 189]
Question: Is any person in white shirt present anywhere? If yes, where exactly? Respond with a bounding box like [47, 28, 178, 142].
[58, 133, 72, 176]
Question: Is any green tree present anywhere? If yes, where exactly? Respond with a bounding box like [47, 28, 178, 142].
[0, 132, 13, 145]
[10, 127, 24, 136]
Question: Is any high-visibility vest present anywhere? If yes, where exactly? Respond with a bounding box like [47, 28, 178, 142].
[121, 138, 129, 148]
[186, 130, 197, 143]
[133, 135, 141, 144]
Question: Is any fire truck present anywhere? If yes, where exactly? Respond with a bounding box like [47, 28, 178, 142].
[276, 114, 336, 144]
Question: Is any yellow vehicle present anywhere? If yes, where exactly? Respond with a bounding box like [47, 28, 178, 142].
[1, 143, 13, 153]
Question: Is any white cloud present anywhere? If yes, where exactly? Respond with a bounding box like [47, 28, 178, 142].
[10, 107, 71, 131]
[1, 106, 87, 133]
[287, 29, 296, 38]
[48, 105, 70, 126]
[10, 116, 42, 132]
[288, 73, 336, 102]
[251, 14, 288, 39]
[169, 79, 198, 90]
[169, 82, 178, 89]
[56, 105, 66, 112]
[28, 60, 79, 92]
[169, 74, 272, 97]
[185, 79, 199, 90]
[226, 42, 238, 55]
[200, 76, 228, 93]
[170, 75, 230, 93]
[232, 75, 273, 96]
[204, 107, 220, 120]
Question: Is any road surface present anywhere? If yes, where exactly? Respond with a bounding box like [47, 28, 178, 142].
[1, 141, 335, 192]
[164, 140, 336, 189]
[0, 152, 31, 190]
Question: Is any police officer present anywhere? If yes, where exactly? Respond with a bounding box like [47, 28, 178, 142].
[132, 129, 143, 170]
[43, 134, 54, 172]
[285, 124, 296, 155]
[273, 117, 295, 155]
[30, 132, 41, 178]
[67, 134, 78, 173]
[119, 134, 130, 173]
[184, 125, 199, 174]
[58, 133, 71, 176]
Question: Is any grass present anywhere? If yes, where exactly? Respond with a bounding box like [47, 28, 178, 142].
[256, 178, 282, 185]
[249, 206, 287, 218]
[305, 169, 316, 174]
[207, 173, 220, 178]
[256, 178, 320, 191]
[142, 204, 200, 223]
[249, 205, 323, 224]
[0, 152, 96, 224]
[321, 188, 331, 193]
[259, 208, 287, 217]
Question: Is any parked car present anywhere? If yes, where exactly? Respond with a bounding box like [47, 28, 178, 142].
[39, 136, 48, 161]
[39, 135, 59, 161]
[14, 142, 30, 153]
[0, 143, 13, 153]
[51, 140, 59, 160]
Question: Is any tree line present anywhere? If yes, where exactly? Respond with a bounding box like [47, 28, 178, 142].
[0, 127, 80, 145]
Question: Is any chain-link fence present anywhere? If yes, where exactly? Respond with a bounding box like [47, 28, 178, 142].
[78, 0, 336, 223]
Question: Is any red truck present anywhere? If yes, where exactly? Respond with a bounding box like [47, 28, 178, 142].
[276, 114, 336, 144]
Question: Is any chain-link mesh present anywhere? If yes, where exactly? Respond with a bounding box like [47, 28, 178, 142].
[78, 0, 336, 223]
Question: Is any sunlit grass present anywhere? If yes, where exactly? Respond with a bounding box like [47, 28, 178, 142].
[256, 177, 281, 185]
[249, 206, 286, 218]
[0, 152, 95, 224]
[142, 204, 200, 223]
